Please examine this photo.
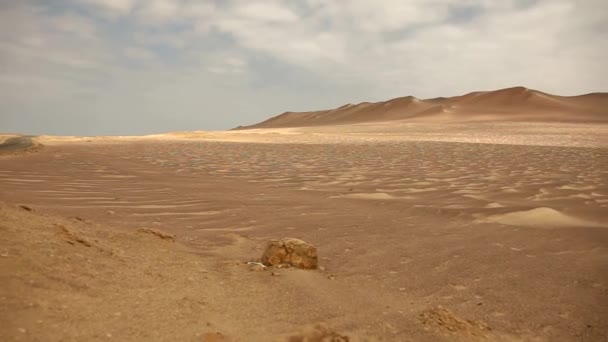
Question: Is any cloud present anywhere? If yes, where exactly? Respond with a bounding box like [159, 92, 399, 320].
[124, 46, 157, 62]
[206, 56, 248, 74]
[233, 1, 299, 23]
[0, 0, 606, 135]
[78, 0, 139, 16]
[135, 0, 180, 23]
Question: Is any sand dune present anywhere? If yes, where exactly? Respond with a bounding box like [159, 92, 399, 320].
[478, 207, 605, 228]
[238, 87, 608, 129]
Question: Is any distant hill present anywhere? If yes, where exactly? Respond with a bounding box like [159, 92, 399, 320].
[236, 87, 608, 129]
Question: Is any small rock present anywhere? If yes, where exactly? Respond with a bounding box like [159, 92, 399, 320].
[261, 238, 318, 270]
[250, 264, 265, 271]
[19, 205, 32, 211]
[202, 332, 229, 342]
[107, 210, 115, 215]
[137, 228, 175, 242]
[328, 274, 336, 280]
[271, 272, 281, 277]
[18, 328, 26, 334]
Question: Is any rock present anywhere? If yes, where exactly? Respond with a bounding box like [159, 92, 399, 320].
[56, 224, 93, 247]
[249, 264, 265, 272]
[202, 332, 229, 342]
[285, 324, 349, 342]
[19, 205, 32, 212]
[260, 238, 318, 270]
[137, 228, 175, 242]
[418, 307, 491, 338]
[271, 271, 281, 277]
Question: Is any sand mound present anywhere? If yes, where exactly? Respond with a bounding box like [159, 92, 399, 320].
[245, 96, 438, 128]
[0, 135, 42, 155]
[453, 86, 566, 109]
[238, 86, 608, 129]
[480, 207, 604, 228]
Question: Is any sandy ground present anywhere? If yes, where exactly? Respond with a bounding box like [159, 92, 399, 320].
[1, 122, 607, 341]
[35, 121, 608, 148]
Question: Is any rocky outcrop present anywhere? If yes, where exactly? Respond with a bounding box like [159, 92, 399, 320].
[260, 238, 318, 269]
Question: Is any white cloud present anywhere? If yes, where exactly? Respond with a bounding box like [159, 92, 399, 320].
[206, 56, 248, 74]
[135, 0, 180, 23]
[311, 0, 450, 32]
[0, 0, 606, 134]
[79, 0, 139, 16]
[233, 1, 299, 22]
[124, 46, 157, 62]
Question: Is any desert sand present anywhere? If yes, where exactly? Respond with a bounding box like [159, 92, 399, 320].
[238, 87, 608, 129]
[1, 87, 607, 341]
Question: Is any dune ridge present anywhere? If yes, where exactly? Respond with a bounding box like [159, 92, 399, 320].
[238, 87, 608, 129]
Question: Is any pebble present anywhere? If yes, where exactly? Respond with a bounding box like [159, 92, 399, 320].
[250, 264, 265, 271]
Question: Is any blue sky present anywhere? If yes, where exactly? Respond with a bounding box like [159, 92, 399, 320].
[0, 0, 606, 135]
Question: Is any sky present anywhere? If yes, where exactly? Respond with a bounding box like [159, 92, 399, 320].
[0, 0, 607, 135]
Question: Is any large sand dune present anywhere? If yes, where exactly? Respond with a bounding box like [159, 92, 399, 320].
[238, 87, 608, 129]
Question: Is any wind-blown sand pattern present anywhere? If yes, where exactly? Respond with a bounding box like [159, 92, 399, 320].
[1, 111, 608, 340]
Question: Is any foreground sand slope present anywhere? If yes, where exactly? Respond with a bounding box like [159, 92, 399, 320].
[1, 201, 517, 342]
[239, 87, 608, 129]
[0, 203, 366, 341]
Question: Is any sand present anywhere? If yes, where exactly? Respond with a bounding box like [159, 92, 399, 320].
[478, 207, 605, 228]
[238, 87, 608, 129]
[1, 93, 608, 340]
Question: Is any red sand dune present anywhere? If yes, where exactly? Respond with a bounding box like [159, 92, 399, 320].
[239, 87, 608, 129]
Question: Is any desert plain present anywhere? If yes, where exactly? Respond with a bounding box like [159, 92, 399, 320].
[1, 87, 607, 341]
